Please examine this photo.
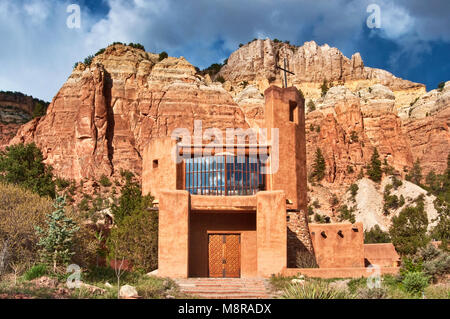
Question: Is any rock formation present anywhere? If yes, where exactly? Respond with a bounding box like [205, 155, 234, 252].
[5, 41, 449, 213]
[10, 44, 247, 186]
[0, 92, 48, 147]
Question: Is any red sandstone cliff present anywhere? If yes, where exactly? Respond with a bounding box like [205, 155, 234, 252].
[10, 44, 248, 187]
[7, 42, 450, 200]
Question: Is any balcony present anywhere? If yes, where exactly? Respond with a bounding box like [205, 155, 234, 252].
[184, 155, 266, 196]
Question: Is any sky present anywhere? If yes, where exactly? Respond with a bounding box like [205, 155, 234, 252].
[0, 0, 449, 102]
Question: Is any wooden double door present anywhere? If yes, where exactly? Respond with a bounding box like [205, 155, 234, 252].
[208, 234, 241, 278]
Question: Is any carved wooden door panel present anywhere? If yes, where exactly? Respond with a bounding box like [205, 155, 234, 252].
[224, 234, 241, 278]
[208, 234, 241, 278]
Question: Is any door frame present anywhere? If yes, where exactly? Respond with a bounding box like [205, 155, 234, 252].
[207, 231, 241, 278]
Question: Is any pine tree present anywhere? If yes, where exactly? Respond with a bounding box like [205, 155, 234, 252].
[406, 159, 423, 186]
[367, 148, 382, 182]
[36, 196, 79, 272]
[311, 148, 326, 181]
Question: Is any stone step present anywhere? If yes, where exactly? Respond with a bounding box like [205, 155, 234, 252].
[175, 278, 274, 299]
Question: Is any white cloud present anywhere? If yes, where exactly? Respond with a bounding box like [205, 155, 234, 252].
[0, 0, 448, 101]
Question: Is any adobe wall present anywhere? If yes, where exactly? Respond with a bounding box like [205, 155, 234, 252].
[364, 243, 400, 268]
[309, 222, 365, 268]
[142, 137, 180, 200]
[189, 212, 257, 277]
[158, 190, 190, 278]
[256, 191, 287, 277]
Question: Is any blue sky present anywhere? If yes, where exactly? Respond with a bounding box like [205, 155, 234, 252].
[0, 0, 449, 101]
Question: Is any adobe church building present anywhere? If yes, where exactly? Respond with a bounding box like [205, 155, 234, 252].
[142, 86, 400, 279]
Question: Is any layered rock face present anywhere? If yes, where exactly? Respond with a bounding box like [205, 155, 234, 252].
[11, 44, 247, 183]
[0, 92, 39, 147]
[7, 41, 449, 199]
[218, 39, 425, 109]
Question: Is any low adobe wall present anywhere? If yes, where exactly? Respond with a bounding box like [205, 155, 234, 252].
[282, 267, 399, 279]
[364, 243, 400, 268]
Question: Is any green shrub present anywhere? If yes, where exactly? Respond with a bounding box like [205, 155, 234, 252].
[310, 148, 326, 181]
[280, 281, 348, 299]
[437, 81, 445, 92]
[367, 148, 382, 182]
[320, 79, 330, 97]
[313, 213, 330, 224]
[83, 55, 94, 66]
[95, 48, 106, 56]
[402, 271, 429, 295]
[99, 174, 112, 187]
[419, 245, 450, 281]
[349, 183, 358, 198]
[158, 51, 168, 61]
[364, 225, 391, 243]
[406, 159, 423, 186]
[337, 205, 356, 223]
[128, 43, 145, 51]
[390, 197, 429, 255]
[35, 196, 79, 272]
[0, 143, 56, 198]
[107, 210, 158, 273]
[0, 183, 53, 268]
[23, 264, 47, 281]
[111, 171, 153, 224]
[55, 178, 70, 190]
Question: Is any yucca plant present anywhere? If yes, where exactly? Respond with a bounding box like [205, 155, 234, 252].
[280, 280, 349, 299]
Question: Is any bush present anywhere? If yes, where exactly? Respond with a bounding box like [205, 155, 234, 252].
[389, 197, 429, 255]
[437, 81, 445, 92]
[406, 159, 423, 186]
[310, 148, 326, 181]
[55, 178, 70, 190]
[158, 51, 168, 61]
[337, 205, 356, 223]
[280, 281, 348, 299]
[23, 264, 48, 281]
[356, 287, 388, 299]
[35, 196, 79, 272]
[99, 174, 112, 187]
[367, 148, 382, 182]
[128, 43, 145, 51]
[107, 210, 158, 273]
[364, 225, 391, 243]
[0, 143, 56, 198]
[349, 183, 358, 198]
[402, 271, 429, 295]
[419, 245, 450, 281]
[320, 79, 330, 97]
[83, 55, 94, 66]
[0, 183, 53, 270]
[111, 171, 153, 224]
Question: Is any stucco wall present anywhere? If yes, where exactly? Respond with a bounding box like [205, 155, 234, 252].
[309, 222, 365, 268]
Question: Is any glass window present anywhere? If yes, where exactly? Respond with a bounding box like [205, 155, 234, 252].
[184, 155, 265, 196]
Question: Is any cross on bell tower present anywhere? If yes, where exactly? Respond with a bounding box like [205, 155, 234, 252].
[276, 56, 295, 88]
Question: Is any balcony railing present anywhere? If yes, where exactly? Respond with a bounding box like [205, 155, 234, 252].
[184, 155, 266, 196]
